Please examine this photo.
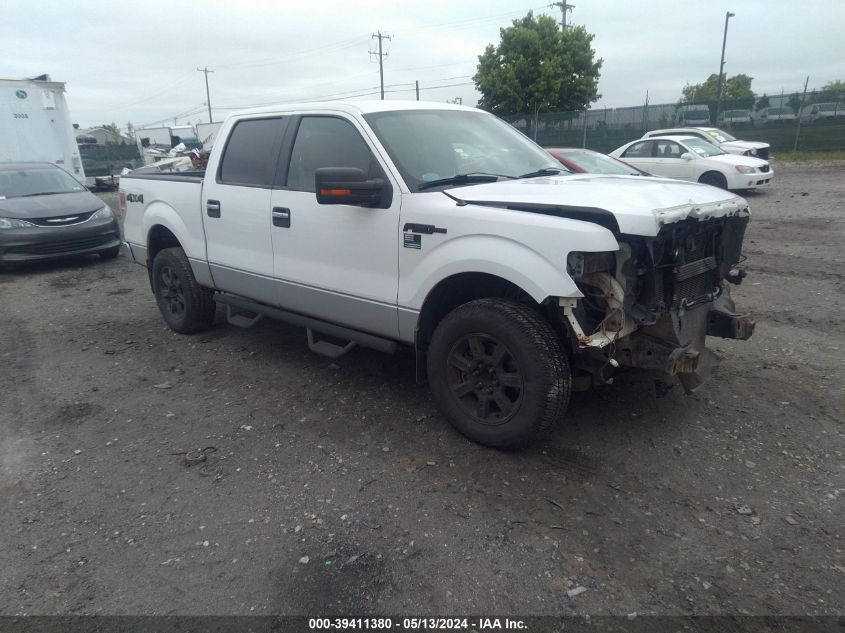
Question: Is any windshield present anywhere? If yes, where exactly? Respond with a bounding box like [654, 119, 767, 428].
[363, 110, 561, 191]
[684, 138, 725, 157]
[705, 129, 737, 143]
[0, 165, 86, 199]
[559, 150, 640, 176]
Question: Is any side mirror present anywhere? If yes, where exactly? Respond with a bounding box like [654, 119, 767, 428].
[315, 167, 388, 208]
[681, 152, 695, 161]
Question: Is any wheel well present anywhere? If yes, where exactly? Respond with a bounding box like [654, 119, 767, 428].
[147, 225, 181, 264]
[145, 225, 182, 290]
[416, 273, 567, 350]
[699, 170, 726, 185]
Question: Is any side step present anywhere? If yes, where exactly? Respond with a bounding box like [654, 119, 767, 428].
[307, 329, 356, 359]
[214, 292, 398, 357]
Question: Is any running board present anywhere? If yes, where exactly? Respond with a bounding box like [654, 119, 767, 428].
[214, 293, 398, 356]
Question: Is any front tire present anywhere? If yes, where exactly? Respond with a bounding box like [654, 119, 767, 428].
[698, 171, 728, 189]
[152, 247, 216, 334]
[427, 298, 571, 449]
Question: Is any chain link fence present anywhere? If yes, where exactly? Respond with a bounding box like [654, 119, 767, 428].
[503, 87, 845, 154]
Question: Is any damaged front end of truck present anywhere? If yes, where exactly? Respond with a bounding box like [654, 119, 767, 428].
[561, 201, 755, 393]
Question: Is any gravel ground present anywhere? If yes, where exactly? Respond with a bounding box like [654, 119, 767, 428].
[1, 162, 843, 616]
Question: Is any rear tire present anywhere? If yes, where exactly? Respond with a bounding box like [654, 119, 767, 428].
[152, 247, 216, 334]
[426, 298, 571, 449]
[699, 171, 728, 189]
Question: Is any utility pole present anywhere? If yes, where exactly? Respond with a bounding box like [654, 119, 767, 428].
[715, 11, 735, 123]
[793, 75, 809, 151]
[197, 66, 214, 123]
[415, 80, 419, 101]
[549, 1, 574, 30]
[370, 32, 391, 100]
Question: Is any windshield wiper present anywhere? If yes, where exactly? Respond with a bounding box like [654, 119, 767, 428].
[417, 172, 512, 191]
[518, 167, 566, 179]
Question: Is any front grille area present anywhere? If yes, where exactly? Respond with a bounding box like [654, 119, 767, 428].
[757, 148, 770, 160]
[652, 214, 749, 308]
[28, 210, 96, 227]
[7, 234, 116, 256]
[675, 272, 711, 302]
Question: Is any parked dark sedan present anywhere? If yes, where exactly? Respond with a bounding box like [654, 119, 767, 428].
[545, 147, 650, 176]
[0, 162, 121, 267]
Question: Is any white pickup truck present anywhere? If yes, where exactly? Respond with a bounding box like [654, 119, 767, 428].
[120, 101, 754, 448]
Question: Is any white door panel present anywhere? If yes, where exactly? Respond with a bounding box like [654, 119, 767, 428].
[269, 115, 401, 338]
[202, 186, 273, 276]
[202, 116, 287, 300]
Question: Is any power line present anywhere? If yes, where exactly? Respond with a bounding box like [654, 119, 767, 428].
[136, 104, 207, 129]
[215, 35, 370, 70]
[83, 71, 197, 113]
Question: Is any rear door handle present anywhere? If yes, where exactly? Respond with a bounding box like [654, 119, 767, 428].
[272, 207, 291, 228]
[207, 199, 221, 218]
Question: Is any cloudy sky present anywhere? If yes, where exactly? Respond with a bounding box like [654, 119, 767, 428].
[2, 0, 843, 130]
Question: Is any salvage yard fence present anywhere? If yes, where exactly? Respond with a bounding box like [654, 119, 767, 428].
[502, 86, 845, 154]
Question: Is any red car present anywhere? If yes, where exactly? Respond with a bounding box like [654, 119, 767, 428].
[545, 147, 650, 177]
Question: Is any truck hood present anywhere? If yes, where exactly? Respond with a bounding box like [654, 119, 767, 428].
[722, 140, 770, 152]
[444, 174, 748, 237]
[0, 191, 104, 220]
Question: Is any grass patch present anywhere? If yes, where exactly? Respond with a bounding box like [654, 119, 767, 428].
[774, 150, 845, 163]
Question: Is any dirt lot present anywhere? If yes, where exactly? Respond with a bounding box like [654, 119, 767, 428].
[1, 162, 843, 617]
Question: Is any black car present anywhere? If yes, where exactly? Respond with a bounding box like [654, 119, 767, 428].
[0, 162, 121, 267]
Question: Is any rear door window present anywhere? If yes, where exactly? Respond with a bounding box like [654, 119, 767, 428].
[218, 117, 287, 187]
[622, 141, 654, 158]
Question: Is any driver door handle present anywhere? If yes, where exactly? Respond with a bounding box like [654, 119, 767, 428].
[207, 199, 221, 218]
[272, 207, 291, 228]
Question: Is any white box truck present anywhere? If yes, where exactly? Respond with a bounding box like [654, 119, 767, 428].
[0, 75, 86, 183]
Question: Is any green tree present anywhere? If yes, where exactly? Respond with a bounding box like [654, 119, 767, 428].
[100, 122, 122, 143]
[473, 12, 602, 120]
[822, 80, 845, 92]
[755, 94, 770, 111]
[681, 73, 755, 106]
[125, 121, 136, 141]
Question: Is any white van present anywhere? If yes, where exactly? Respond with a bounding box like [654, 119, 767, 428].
[799, 102, 845, 123]
[755, 107, 796, 125]
[675, 104, 711, 126]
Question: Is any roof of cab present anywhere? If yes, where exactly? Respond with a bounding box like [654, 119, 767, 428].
[227, 99, 476, 118]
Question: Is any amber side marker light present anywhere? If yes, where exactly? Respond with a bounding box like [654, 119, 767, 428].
[320, 188, 352, 196]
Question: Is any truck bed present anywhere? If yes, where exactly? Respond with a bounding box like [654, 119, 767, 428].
[121, 174, 207, 266]
[121, 170, 206, 183]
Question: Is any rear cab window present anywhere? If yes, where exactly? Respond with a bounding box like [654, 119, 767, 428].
[218, 117, 287, 187]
